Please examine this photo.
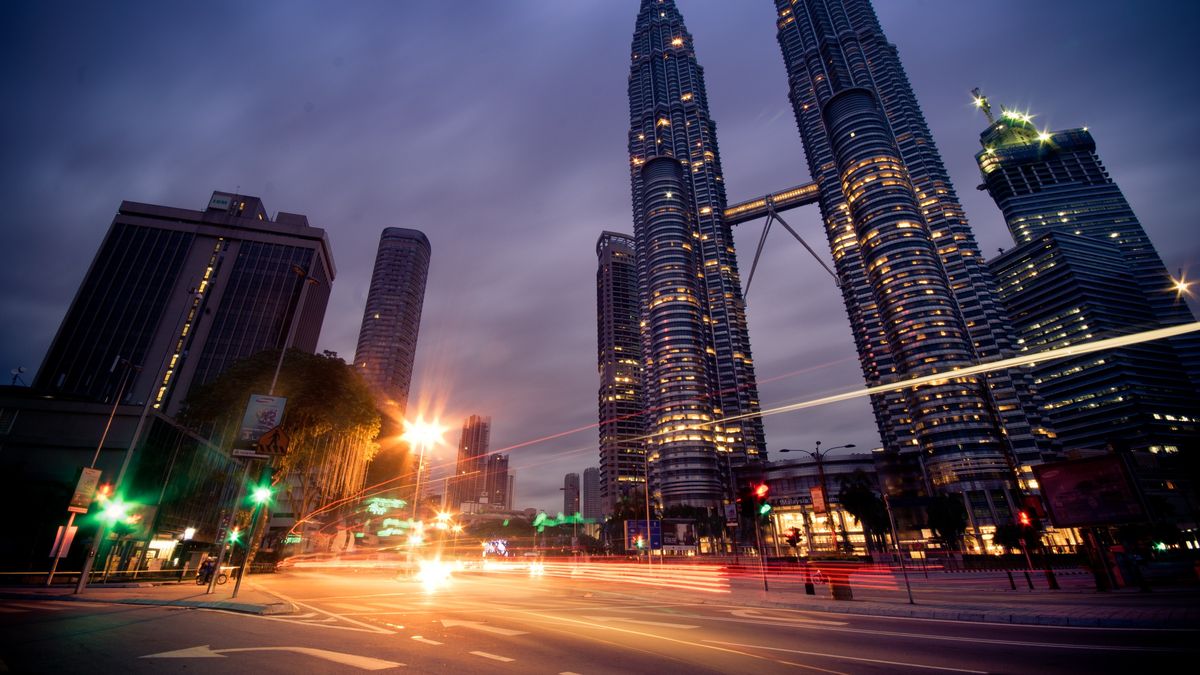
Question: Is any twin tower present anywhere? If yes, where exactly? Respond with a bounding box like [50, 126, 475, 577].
[611, 0, 1054, 512]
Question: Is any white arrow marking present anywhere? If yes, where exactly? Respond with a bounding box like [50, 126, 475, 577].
[730, 609, 847, 626]
[141, 645, 403, 670]
[584, 616, 699, 630]
[440, 619, 528, 636]
[411, 635, 443, 645]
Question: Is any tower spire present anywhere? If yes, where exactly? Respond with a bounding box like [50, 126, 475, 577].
[971, 87, 994, 124]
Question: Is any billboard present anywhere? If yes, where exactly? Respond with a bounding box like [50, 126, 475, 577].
[238, 394, 287, 447]
[662, 519, 698, 549]
[1032, 455, 1145, 528]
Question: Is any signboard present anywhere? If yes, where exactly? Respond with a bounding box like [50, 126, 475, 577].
[232, 449, 271, 459]
[68, 467, 103, 514]
[623, 519, 662, 551]
[1032, 455, 1145, 528]
[810, 485, 826, 513]
[49, 526, 78, 558]
[238, 394, 287, 447]
[208, 194, 232, 210]
[724, 503, 739, 527]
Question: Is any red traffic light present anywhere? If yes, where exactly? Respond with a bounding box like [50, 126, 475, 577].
[753, 483, 769, 499]
[1017, 511, 1032, 527]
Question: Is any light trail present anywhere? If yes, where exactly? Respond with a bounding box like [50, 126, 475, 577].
[293, 322, 1199, 535]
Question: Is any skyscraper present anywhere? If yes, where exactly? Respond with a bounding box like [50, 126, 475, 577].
[582, 467, 603, 522]
[482, 453, 511, 510]
[353, 228, 431, 414]
[627, 0, 766, 508]
[35, 191, 334, 414]
[448, 414, 491, 511]
[978, 99, 1200, 452]
[596, 231, 645, 513]
[772, 0, 1054, 513]
[563, 472, 580, 516]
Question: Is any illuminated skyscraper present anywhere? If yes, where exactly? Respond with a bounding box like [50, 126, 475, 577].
[35, 191, 334, 415]
[978, 99, 1200, 452]
[628, 0, 766, 508]
[596, 231, 645, 512]
[772, 0, 1054, 514]
[353, 227, 430, 414]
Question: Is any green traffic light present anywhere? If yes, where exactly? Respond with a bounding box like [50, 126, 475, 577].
[102, 500, 129, 524]
[758, 503, 772, 515]
[252, 486, 273, 504]
[228, 527, 241, 544]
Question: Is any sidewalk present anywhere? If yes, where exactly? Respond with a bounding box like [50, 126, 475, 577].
[593, 568, 1200, 629]
[0, 580, 296, 616]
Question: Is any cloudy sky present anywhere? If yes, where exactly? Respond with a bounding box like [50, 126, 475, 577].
[2, 1, 1197, 514]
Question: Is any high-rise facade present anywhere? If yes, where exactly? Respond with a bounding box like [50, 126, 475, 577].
[991, 232, 1199, 452]
[979, 103, 1200, 452]
[482, 453, 511, 510]
[596, 231, 645, 513]
[563, 472, 581, 516]
[772, 0, 1054, 513]
[353, 228, 430, 414]
[448, 414, 491, 510]
[627, 0, 766, 509]
[35, 191, 334, 415]
[582, 467, 603, 522]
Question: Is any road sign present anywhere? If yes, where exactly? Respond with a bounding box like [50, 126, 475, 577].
[232, 449, 271, 459]
[68, 467, 102, 514]
[256, 425, 290, 455]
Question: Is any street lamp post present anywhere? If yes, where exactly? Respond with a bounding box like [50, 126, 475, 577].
[780, 442, 855, 554]
[402, 418, 445, 523]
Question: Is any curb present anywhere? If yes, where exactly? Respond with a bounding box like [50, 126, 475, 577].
[0, 591, 297, 617]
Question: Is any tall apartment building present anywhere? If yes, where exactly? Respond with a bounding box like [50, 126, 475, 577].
[772, 0, 1054, 520]
[563, 473, 581, 516]
[978, 99, 1200, 452]
[627, 0, 767, 509]
[353, 228, 430, 414]
[482, 453, 512, 510]
[582, 467, 603, 522]
[448, 414, 491, 510]
[35, 190, 334, 415]
[596, 231, 645, 513]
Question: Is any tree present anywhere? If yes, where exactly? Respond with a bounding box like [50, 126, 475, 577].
[992, 522, 1042, 554]
[837, 469, 888, 553]
[182, 348, 381, 552]
[925, 494, 969, 551]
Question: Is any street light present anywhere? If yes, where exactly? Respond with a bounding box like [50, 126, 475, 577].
[780, 442, 855, 553]
[402, 417, 446, 522]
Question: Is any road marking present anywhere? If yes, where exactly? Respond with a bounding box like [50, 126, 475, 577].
[141, 644, 403, 670]
[704, 639, 986, 674]
[251, 586, 394, 635]
[560, 672, 582, 675]
[411, 636, 443, 645]
[327, 602, 370, 612]
[518, 611, 847, 675]
[730, 609, 847, 626]
[470, 651, 514, 663]
[441, 618, 529, 636]
[584, 616, 698, 630]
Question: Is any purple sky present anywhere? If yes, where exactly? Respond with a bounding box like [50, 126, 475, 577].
[2, 1, 1197, 514]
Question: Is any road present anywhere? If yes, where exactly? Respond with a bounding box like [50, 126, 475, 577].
[2, 565, 1195, 673]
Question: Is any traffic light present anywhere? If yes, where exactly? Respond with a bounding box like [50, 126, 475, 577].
[785, 527, 802, 548]
[753, 483, 772, 520]
[1017, 510, 1032, 527]
[249, 467, 275, 506]
[228, 526, 241, 545]
[96, 483, 114, 503]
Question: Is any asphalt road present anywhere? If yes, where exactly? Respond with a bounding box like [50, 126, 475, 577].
[2, 567, 1195, 674]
